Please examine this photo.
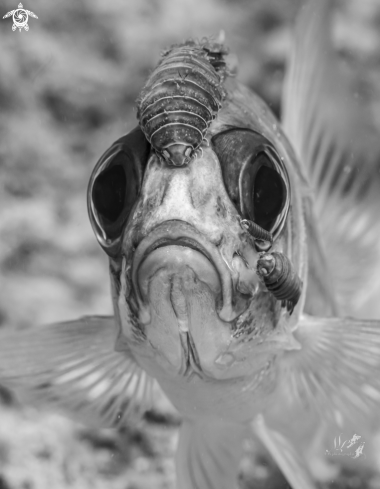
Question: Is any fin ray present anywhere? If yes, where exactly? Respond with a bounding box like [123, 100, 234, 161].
[283, 314, 380, 428]
[0, 316, 153, 427]
[282, 0, 380, 318]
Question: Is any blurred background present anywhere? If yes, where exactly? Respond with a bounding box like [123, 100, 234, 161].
[1, 0, 380, 487]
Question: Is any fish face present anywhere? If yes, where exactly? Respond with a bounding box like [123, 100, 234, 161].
[87, 42, 308, 419]
[125, 146, 279, 375]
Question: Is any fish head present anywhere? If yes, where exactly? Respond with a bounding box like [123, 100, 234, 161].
[87, 41, 308, 418]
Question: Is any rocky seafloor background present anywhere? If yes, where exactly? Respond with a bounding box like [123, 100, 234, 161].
[1, 0, 380, 487]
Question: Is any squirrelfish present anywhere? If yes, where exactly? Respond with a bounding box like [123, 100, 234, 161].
[1, 1, 380, 488]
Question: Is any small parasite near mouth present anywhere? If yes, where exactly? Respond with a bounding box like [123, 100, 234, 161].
[240, 219, 273, 252]
[256, 252, 303, 315]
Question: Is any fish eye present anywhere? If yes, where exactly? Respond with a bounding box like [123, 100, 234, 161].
[88, 127, 150, 256]
[240, 151, 287, 232]
[212, 128, 290, 239]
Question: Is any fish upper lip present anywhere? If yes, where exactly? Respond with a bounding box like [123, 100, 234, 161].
[145, 236, 210, 259]
[131, 220, 238, 322]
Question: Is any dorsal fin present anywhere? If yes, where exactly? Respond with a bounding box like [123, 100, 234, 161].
[282, 0, 380, 318]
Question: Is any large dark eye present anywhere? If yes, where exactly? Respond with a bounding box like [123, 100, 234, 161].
[88, 127, 150, 255]
[92, 163, 127, 225]
[240, 151, 287, 231]
[212, 129, 290, 238]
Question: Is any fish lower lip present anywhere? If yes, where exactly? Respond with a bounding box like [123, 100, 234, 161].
[131, 221, 239, 322]
[137, 244, 222, 302]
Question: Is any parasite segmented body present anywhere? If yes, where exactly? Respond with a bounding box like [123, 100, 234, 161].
[137, 41, 228, 166]
[257, 252, 303, 314]
[240, 219, 273, 247]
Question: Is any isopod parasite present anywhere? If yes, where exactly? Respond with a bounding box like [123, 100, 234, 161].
[240, 218, 273, 251]
[137, 41, 228, 166]
[256, 252, 303, 314]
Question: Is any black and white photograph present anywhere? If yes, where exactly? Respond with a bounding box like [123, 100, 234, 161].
[1, 0, 380, 488]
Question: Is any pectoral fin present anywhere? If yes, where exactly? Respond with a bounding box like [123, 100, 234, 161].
[0, 316, 153, 427]
[283, 314, 380, 428]
[176, 418, 246, 489]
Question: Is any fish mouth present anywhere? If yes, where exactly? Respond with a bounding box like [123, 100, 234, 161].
[131, 220, 240, 323]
